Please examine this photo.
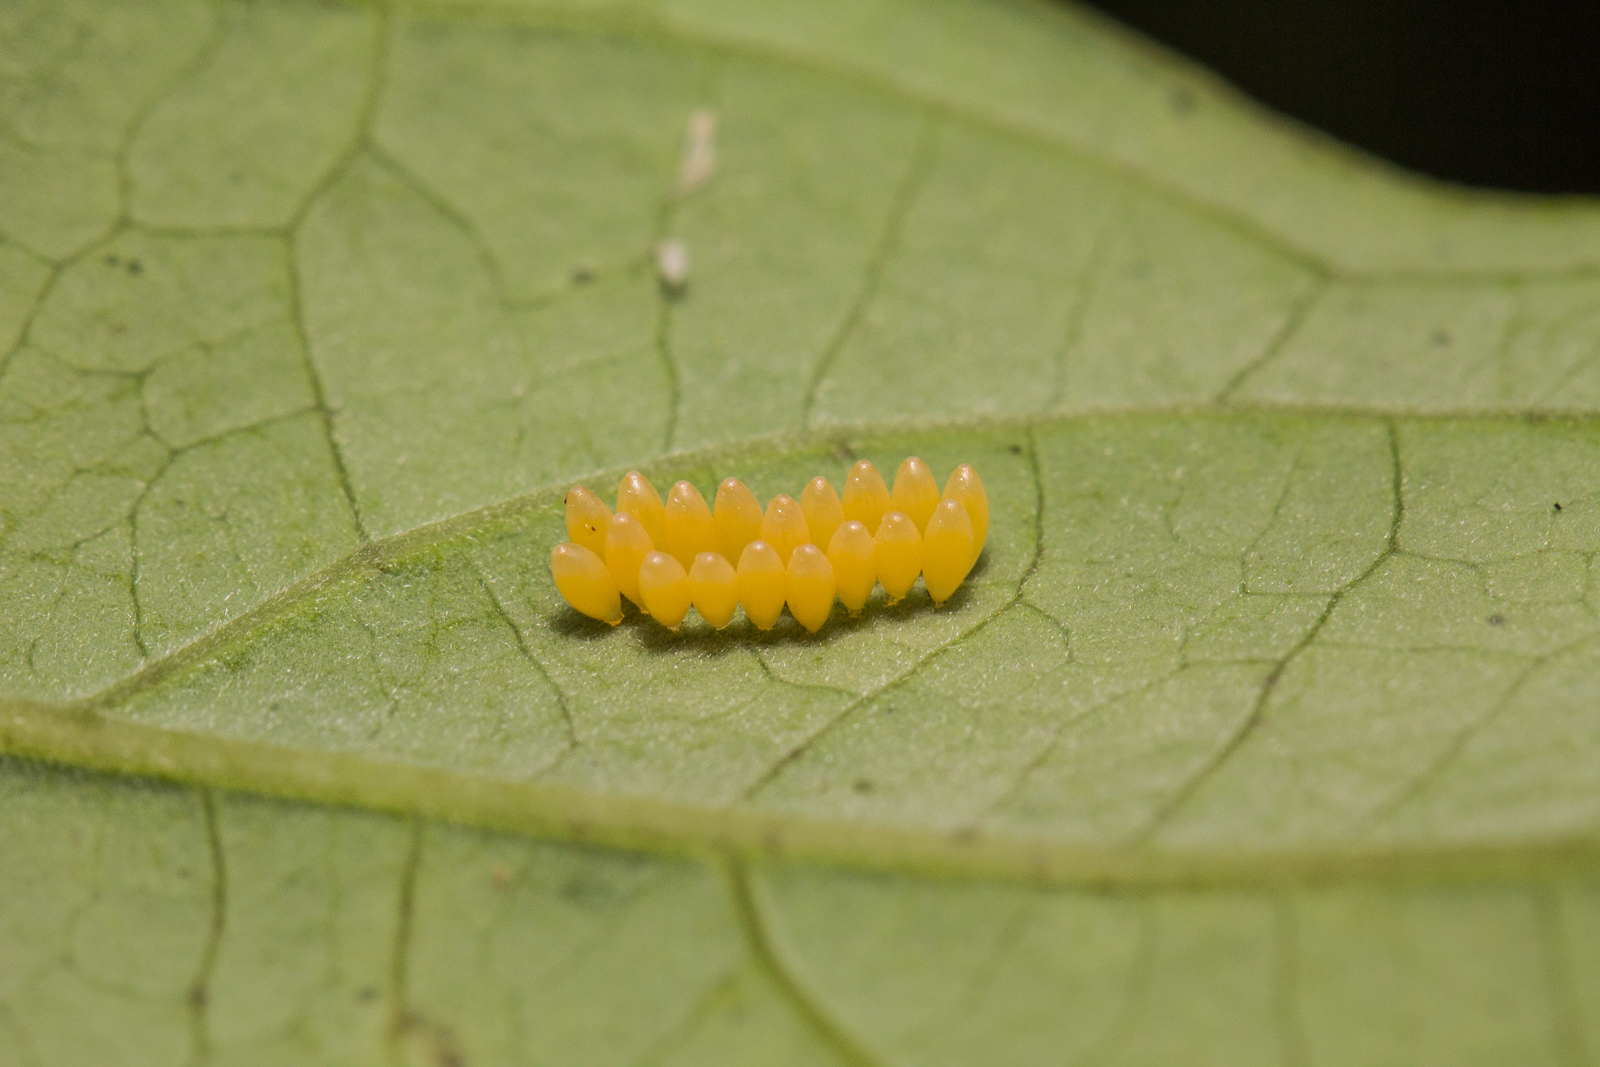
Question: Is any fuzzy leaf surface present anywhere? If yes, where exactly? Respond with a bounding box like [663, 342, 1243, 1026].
[5, 0, 1600, 1061]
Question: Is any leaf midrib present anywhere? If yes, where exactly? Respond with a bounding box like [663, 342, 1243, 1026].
[9, 687, 1600, 891]
[8, 407, 1600, 890]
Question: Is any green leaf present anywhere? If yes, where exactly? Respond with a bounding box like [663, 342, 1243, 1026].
[5, 0, 1600, 1061]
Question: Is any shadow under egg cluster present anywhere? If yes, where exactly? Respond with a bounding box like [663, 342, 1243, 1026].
[549, 457, 989, 636]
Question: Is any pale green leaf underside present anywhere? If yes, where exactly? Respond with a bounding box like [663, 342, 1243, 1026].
[6, 0, 1600, 1060]
[8, 759, 1600, 1067]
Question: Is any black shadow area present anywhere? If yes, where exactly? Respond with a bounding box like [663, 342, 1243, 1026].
[1082, 0, 1600, 193]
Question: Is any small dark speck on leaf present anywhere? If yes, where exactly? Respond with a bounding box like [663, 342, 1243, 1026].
[1487, 614, 1506, 626]
[1169, 86, 1197, 114]
[1554, 502, 1563, 512]
[357, 986, 378, 1002]
[1431, 329, 1451, 347]
[570, 266, 593, 284]
[561, 872, 615, 908]
[126, 258, 143, 275]
[104, 254, 118, 267]
[853, 779, 874, 793]
[188, 985, 209, 1008]
[398, 1011, 465, 1067]
[176, 866, 190, 878]
[1008, 443, 1023, 455]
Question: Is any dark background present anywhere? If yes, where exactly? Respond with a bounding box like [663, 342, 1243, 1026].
[1082, 0, 1600, 193]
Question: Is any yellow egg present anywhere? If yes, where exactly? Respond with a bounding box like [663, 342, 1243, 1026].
[737, 540, 786, 630]
[826, 520, 876, 615]
[713, 477, 763, 563]
[689, 551, 739, 629]
[825, 518, 876, 614]
[564, 485, 611, 558]
[638, 551, 692, 629]
[664, 480, 714, 569]
[761, 493, 809, 565]
[891, 456, 939, 532]
[616, 471, 666, 547]
[561, 460, 992, 637]
[942, 463, 989, 563]
[800, 476, 844, 552]
[874, 510, 923, 602]
[604, 511, 653, 609]
[922, 499, 975, 605]
[842, 459, 890, 534]
[550, 542, 621, 625]
[785, 543, 836, 633]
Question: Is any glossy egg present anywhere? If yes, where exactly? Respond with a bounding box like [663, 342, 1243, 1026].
[737, 540, 786, 630]
[638, 551, 692, 629]
[874, 510, 923, 602]
[604, 511, 654, 609]
[826, 520, 876, 614]
[713, 477, 763, 564]
[842, 459, 890, 535]
[785, 544, 836, 633]
[800, 476, 844, 552]
[558, 459, 985, 635]
[564, 485, 611, 558]
[942, 463, 989, 563]
[922, 498, 975, 605]
[689, 551, 739, 629]
[664, 480, 714, 569]
[550, 542, 621, 624]
[616, 471, 666, 547]
[891, 456, 939, 532]
[761, 493, 810, 565]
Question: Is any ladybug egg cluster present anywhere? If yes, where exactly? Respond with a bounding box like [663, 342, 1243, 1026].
[550, 458, 988, 633]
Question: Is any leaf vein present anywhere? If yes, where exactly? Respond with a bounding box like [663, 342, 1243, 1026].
[724, 859, 883, 1067]
[801, 114, 941, 424]
[471, 567, 578, 748]
[1216, 280, 1326, 403]
[1136, 417, 1404, 841]
[185, 788, 227, 1067]
[742, 426, 1044, 799]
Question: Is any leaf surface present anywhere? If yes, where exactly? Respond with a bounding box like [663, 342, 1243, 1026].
[5, 0, 1600, 1060]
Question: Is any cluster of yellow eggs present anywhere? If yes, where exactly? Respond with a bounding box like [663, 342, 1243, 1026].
[550, 458, 988, 633]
